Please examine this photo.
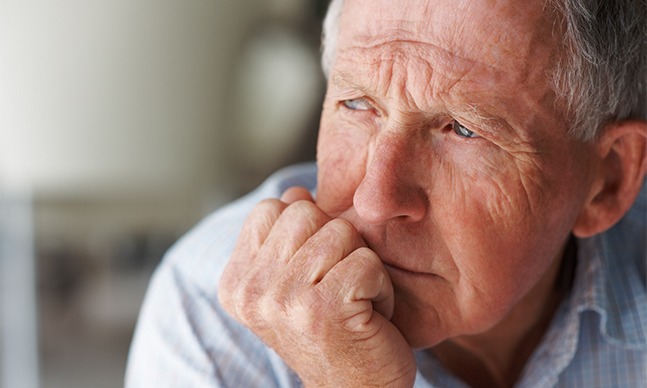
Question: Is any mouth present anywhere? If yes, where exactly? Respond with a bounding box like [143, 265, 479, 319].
[382, 260, 437, 278]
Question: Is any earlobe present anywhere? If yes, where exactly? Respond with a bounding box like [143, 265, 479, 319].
[572, 120, 647, 238]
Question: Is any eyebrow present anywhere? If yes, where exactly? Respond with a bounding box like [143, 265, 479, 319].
[450, 104, 505, 129]
[333, 72, 510, 133]
[449, 104, 517, 140]
[331, 70, 372, 93]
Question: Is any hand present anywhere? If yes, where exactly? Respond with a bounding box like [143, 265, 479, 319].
[218, 187, 416, 387]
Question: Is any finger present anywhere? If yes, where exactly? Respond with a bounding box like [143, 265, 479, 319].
[291, 218, 366, 285]
[281, 186, 314, 204]
[259, 200, 331, 265]
[317, 247, 394, 330]
[220, 198, 288, 312]
[232, 199, 288, 259]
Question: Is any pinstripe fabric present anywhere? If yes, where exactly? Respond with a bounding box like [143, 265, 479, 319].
[125, 163, 646, 387]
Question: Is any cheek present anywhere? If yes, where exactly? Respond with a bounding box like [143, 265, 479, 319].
[316, 121, 369, 216]
[432, 151, 569, 321]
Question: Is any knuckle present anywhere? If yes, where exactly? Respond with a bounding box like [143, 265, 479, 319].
[217, 275, 233, 309]
[352, 247, 381, 266]
[284, 200, 330, 227]
[290, 289, 330, 334]
[317, 218, 362, 256]
[325, 218, 356, 241]
[256, 197, 283, 210]
[219, 267, 267, 326]
[218, 265, 241, 314]
[237, 199, 286, 249]
[252, 199, 286, 222]
[348, 247, 387, 279]
[216, 287, 233, 314]
[236, 283, 268, 326]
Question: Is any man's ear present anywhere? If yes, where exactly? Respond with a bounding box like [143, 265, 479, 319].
[573, 120, 647, 238]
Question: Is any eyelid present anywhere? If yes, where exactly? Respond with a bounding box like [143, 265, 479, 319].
[449, 110, 504, 140]
[341, 97, 374, 111]
[451, 120, 481, 139]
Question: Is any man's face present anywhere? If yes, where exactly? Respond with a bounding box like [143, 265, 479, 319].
[316, 0, 596, 348]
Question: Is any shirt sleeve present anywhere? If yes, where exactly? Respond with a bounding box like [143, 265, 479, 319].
[124, 173, 308, 388]
[125, 257, 300, 387]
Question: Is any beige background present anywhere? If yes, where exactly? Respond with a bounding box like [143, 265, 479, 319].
[0, 1, 326, 387]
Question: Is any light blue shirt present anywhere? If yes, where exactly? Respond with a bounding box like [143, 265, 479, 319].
[125, 163, 646, 387]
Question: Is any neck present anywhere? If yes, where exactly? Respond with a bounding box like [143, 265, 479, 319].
[432, 237, 576, 388]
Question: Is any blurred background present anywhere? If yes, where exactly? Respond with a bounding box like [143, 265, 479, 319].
[0, 1, 328, 387]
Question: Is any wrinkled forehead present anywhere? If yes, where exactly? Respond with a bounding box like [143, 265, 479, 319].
[337, 0, 557, 72]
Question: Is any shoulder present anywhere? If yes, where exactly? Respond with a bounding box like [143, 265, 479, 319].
[564, 181, 646, 382]
[590, 181, 646, 346]
[125, 163, 316, 387]
[601, 180, 646, 288]
[522, 183, 646, 387]
[166, 162, 318, 293]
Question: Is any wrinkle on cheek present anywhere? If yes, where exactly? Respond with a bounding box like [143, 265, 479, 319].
[483, 153, 547, 234]
[432, 186, 517, 330]
[468, 179, 520, 239]
[455, 268, 507, 326]
[448, 185, 535, 323]
[484, 175, 527, 231]
[460, 139, 548, 230]
[516, 166, 548, 218]
[507, 142, 576, 224]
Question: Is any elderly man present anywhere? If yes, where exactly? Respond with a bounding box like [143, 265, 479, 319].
[126, 0, 646, 386]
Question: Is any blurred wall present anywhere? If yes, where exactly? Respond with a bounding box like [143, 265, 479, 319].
[3, 0, 245, 197]
[0, 1, 326, 387]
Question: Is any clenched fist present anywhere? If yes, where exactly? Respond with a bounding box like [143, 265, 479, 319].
[218, 187, 416, 387]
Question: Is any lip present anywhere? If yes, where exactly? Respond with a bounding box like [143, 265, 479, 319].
[382, 261, 437, 277]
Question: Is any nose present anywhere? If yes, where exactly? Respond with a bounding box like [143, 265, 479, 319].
[353, 132, 427, 224]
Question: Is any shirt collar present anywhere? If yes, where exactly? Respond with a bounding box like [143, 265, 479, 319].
[573, 183, 647, 350]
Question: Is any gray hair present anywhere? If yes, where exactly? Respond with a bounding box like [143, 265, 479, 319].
[321, 0, 344, 78]
[320, 0, 647, 141]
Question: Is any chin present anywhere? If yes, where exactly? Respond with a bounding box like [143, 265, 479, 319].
[389, 283, 509, 350]
[389, 294, 448, 349]
[394, 317, 448, 350]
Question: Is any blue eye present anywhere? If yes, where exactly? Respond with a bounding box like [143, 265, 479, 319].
[342, 98, 372, 111]
[452, 120, 479, 138]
